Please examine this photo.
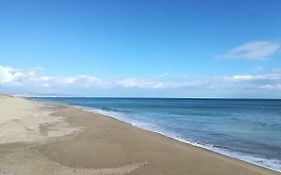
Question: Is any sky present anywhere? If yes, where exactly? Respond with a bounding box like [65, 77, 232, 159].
[0, 0, 281, 98]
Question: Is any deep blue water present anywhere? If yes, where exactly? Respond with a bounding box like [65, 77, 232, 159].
[31, 97, 281, 172]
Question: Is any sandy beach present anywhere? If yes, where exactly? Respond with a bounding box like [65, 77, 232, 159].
[0, 95, 279, 175]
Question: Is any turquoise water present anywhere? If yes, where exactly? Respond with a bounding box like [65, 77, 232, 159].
[31, 97, 281, 172]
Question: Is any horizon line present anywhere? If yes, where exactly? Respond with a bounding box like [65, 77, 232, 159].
[15, 95, 281, 100]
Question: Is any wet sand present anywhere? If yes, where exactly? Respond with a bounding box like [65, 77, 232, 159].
[0, 95, 279, 175]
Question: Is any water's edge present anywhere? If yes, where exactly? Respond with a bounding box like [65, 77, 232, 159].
[73, 105, 280, 173]
[29, 97, 281, 173]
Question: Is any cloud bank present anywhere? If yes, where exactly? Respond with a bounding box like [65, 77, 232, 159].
[217, 41, 280, 61]
[0, 65, 281, 98]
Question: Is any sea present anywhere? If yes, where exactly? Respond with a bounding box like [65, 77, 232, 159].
[31, 97, 281, 172]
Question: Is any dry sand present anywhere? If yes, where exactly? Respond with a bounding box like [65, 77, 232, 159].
[0, 95, 279, 175]
[0, 94, 74, 144]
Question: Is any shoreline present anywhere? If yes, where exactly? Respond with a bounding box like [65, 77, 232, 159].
[78, 106, 281, 173]
[0, 95, 280, 175]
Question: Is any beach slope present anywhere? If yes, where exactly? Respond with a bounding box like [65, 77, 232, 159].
[0, 95, 279, 175]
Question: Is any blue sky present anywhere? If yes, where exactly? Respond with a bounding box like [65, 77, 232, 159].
[0, 0, 281, 97]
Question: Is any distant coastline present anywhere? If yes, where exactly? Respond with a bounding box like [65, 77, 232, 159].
[12, 93, 281, 100]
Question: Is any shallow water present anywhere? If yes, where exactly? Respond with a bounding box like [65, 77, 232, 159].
[31, 97, 281, 172]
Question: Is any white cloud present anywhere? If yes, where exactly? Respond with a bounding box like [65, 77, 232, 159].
[221, 73, 281, 90]
[259, 84, 281, 90]
[116, 77, 211, 89]
[0, 65, 27, 85]
[117, 78, 169, 89]
[0, 65, 105, 88]
[217, 41, 280, 61]
[1, 65, 281, 97]
[225, 73, 281, 82]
